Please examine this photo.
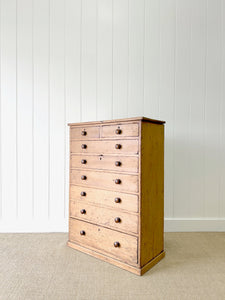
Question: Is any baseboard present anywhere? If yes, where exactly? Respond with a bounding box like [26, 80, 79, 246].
[0, 219, 68, 233]
[165, 218, 225, 232]
[0, 218, 225, 233]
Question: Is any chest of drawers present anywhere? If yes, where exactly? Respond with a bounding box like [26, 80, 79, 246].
[67, 117, 165, 275]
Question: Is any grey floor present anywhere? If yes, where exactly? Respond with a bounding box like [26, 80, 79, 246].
[0, 232, 225, 300]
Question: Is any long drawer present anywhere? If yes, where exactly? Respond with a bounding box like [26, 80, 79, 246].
[70, 185, 138, 212]
[69, 218, 138, 264]
[70, 139, 139, 155]
[70, 201, 138, 234]
[70, 169, 139, 193]
[70, 154, 139, 173]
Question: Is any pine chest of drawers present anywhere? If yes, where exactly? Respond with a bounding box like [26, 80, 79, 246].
[67, 117, 165, 275]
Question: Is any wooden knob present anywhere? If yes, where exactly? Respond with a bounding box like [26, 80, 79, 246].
[115, 129, 122, 135]
[80, 191, 86, 196]
[81, 144, 87, 149]
[115, 144, 121, 149]
[81, 130, 87, 136]
[81, 159, 87, 164]
[80, 230, 85, 235]
[115, 179, 121, 184]
[81, 175, 87, 180]
[80, 209, 86, 214]
[114, 197, 121, 203]
[115, 161, 121, 167]
[114, 241, 120, 247]
[114, 217, 121, 223]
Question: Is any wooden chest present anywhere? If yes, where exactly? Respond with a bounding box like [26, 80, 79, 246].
[67, 117, 165, 275]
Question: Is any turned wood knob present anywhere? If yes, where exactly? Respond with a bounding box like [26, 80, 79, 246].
[114, 217, 121, 223]
[80, 191, 86, 196]
[81, 144, 87, 149]
[80, 209, 86, 214]
[115, 129, 122, 135]
[115, 161, 121, 167]
[81, 175, 87, 180]
[114, 197, 121, 203]
[80, 230, 85, 235]
[115, 144, 121, 149]
[115, 179, 121, 184]
[114, 241, 120, 247]
[81, 130, 87, 136]
[81, 159, 87, 164]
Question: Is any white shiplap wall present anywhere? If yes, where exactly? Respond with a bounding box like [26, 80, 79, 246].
[0, 0, 225, 232]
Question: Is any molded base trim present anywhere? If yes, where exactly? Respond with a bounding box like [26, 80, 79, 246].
[67, 240, 165, 275]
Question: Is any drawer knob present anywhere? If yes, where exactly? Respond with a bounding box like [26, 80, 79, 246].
[80, 191, 86, 196]
[81, 144, 87, 149]
[80, 230, 85, 236]
[81, 130, 87, 136]
[115, 144, 122, 150]
[115, 161, 121, 167]
[81, 159, 87, 164]
[115, 179, 121, 184]
[114, 197, 121, 203]
[115, 129, 122, 135]
[114, 217, 121, 223]
[114, 241, 120, 247]
[81, 175, 87, 180]
[80, 209, 86, 214]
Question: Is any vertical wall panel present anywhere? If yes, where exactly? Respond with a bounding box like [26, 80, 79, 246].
[17, 0, 33, 219]
[0, 0, 17, 220]
[33, 0, 49, 219]
[49, 0, 65, 220]
[173, 0, 191, 217]
[65, 0, 81, 220]
[204, 0, 221, 217]
[144, 0, 160, 119]
[221, 0, 225, 217]
[128, 0, 144, 116]
[81, 0, 97, 122]
[96, 0, 113, 120]
[112, 0, 129, 119]
[188, 0, 206, 217]
[159, 0, 176, 218]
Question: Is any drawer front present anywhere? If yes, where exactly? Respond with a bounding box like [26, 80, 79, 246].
[70, 139, 139, 155]
[71, 154, 139, 173]
[70, 201, 138, 234]
[102, 123, 139, 138]
[69, 218, 138, 264]
[70, 185, 138, 212]
[70, 126, 100, 140]
[70, 170, 139, 193]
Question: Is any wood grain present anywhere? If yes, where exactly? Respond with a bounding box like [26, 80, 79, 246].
[70, 200, 138, 234]
[70, 185, 139, 212]
[101, 123, 139, 138]
[69, 218, 138, 265]
[70, 126, 100, 140]
[70, 154, 138, 173]
[70, 139, 139, 155]
[70, 169, 139, 193]
[140, 122, 164, 266]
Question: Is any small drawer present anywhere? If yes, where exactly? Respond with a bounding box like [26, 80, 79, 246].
[70, 154, 139, 173]
[70, 170, 139, 193]
[102, 123, 139, 138]
[70, 201, 138, 234]
[70, 186, 138, 212]
[70, 126, 100, 140]
[70, 139, 139, 155]
[69, 218, 138, 264]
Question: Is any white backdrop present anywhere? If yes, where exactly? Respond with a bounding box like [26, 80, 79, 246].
[0, 0, 225, 232]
